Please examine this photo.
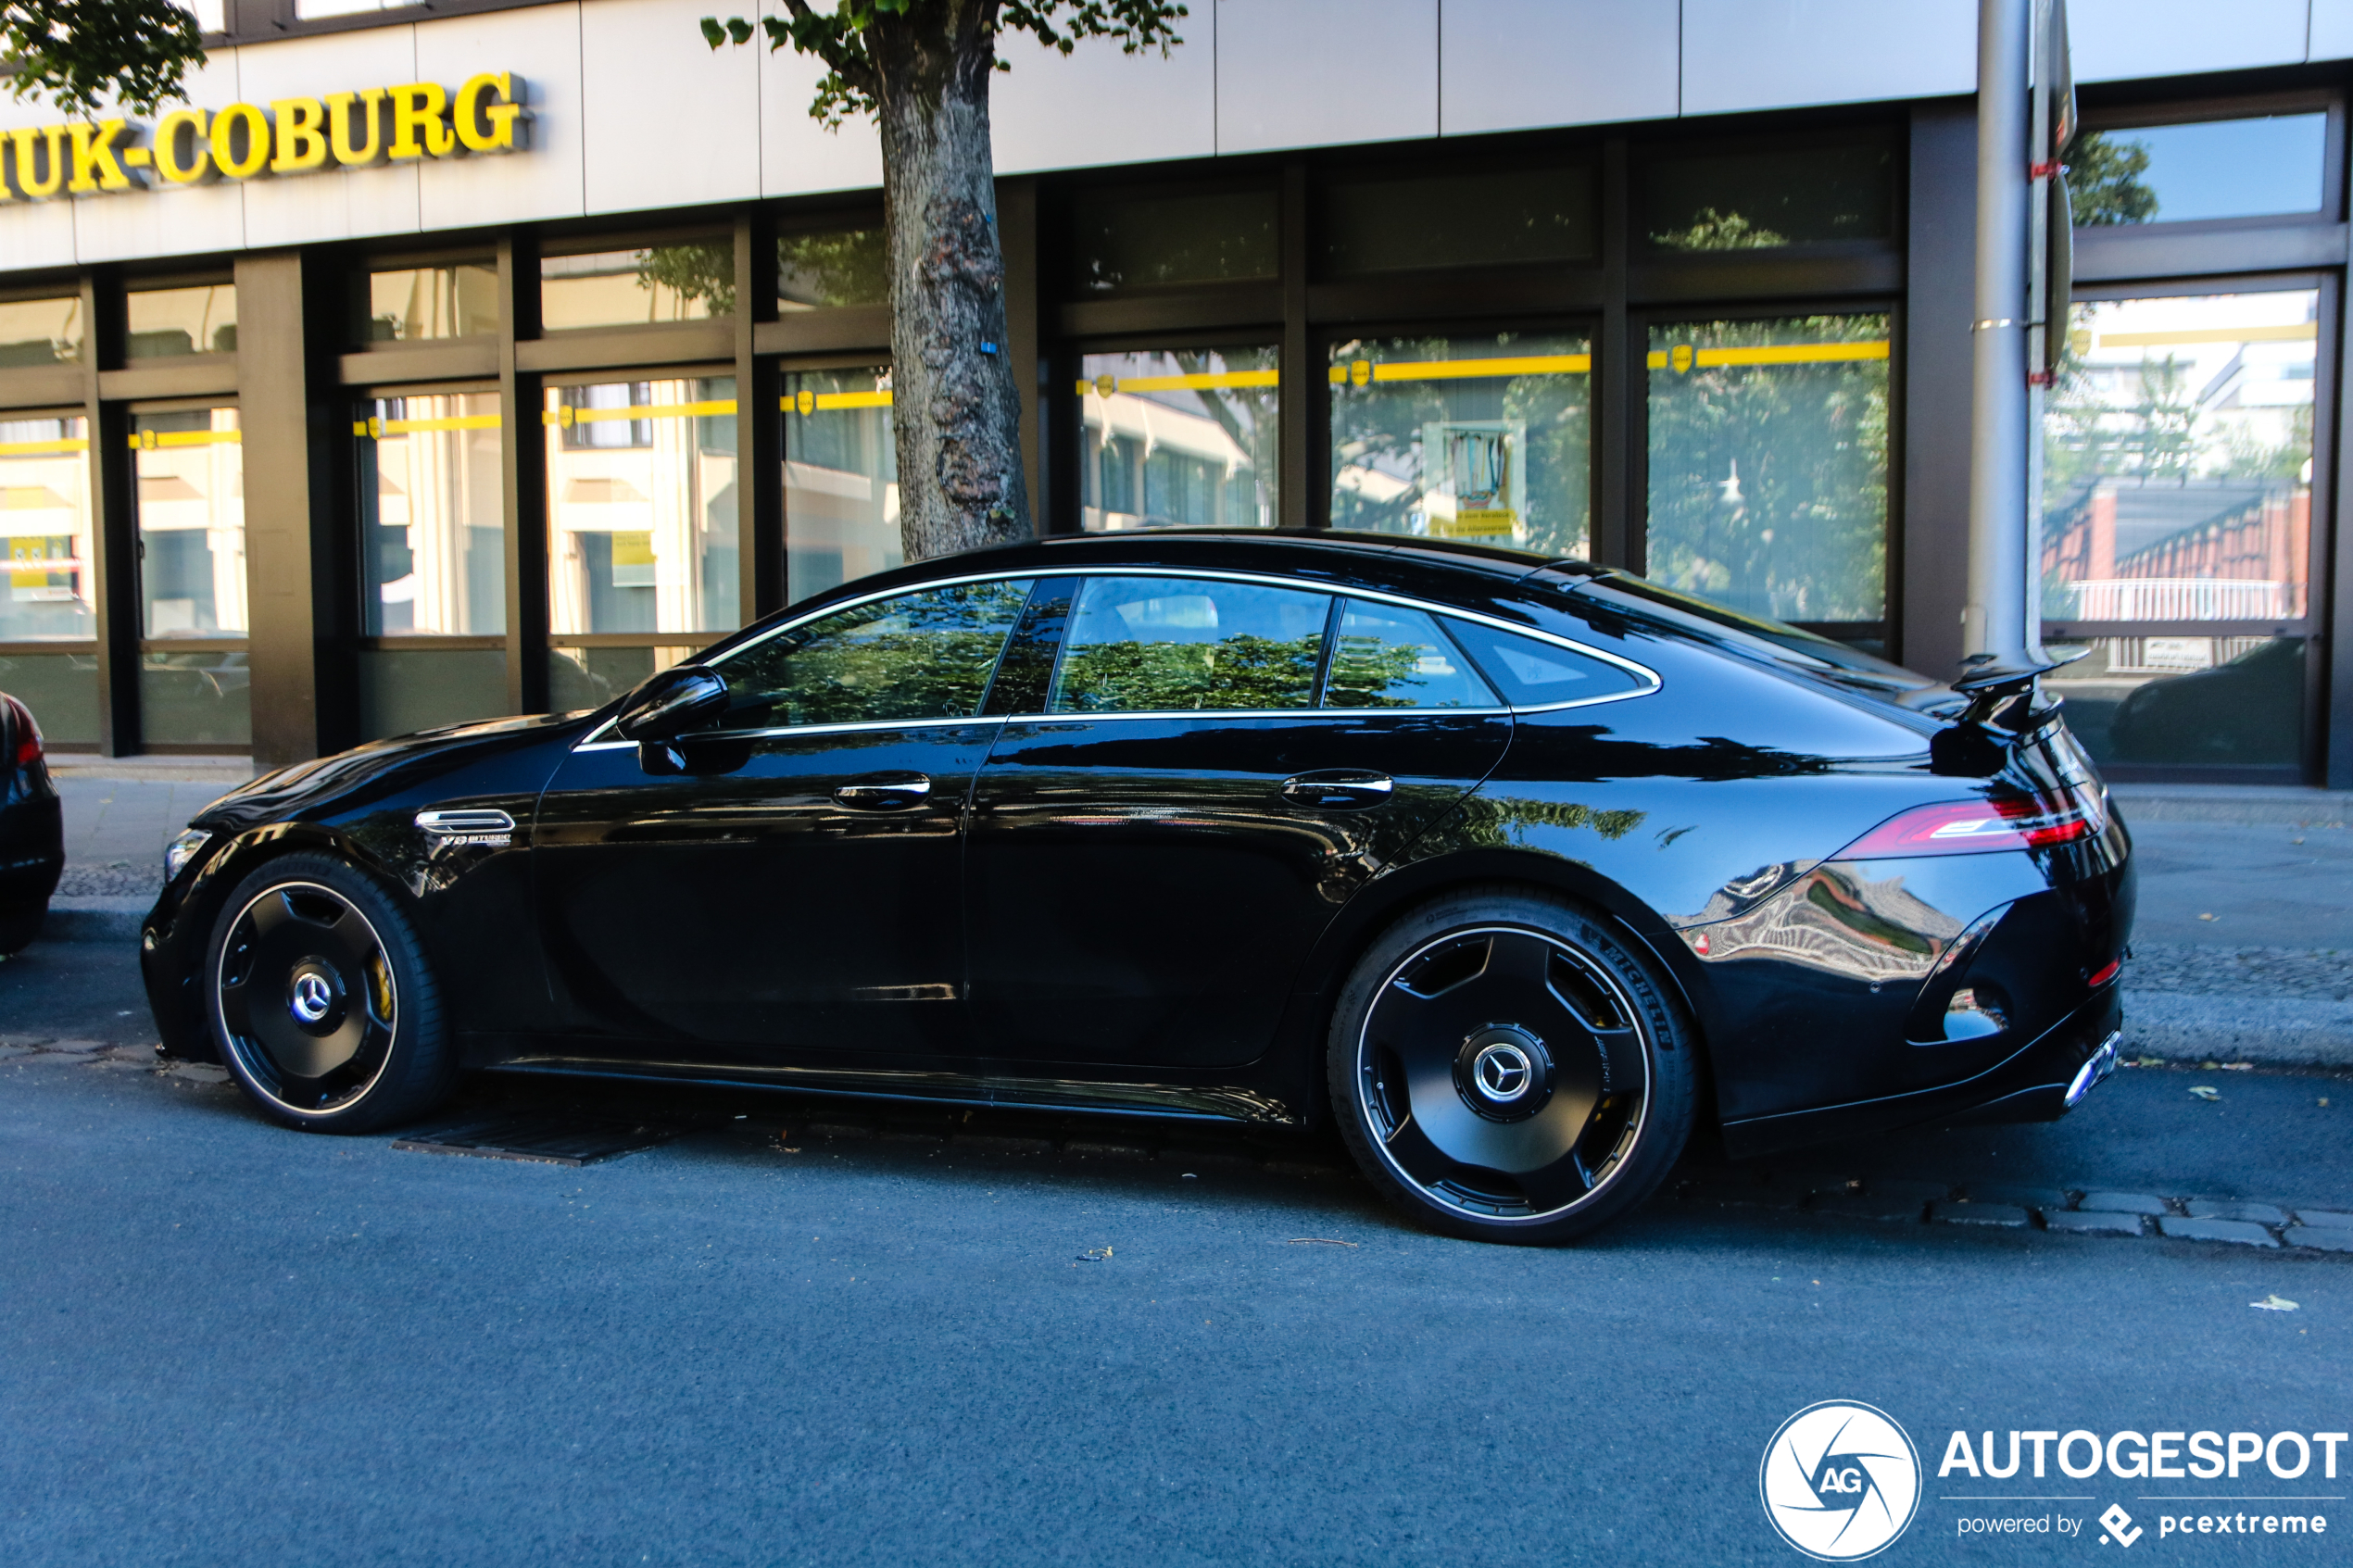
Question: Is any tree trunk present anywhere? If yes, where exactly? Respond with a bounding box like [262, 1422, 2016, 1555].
[873, 11, 1030, 562]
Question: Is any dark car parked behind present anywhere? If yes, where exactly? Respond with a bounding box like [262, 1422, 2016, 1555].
[0, 690, 62, 953]
[139, 532, 2133, 1245]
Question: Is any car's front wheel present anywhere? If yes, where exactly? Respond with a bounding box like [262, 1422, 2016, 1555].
[207, 851, 456, 1133]
[1328, 887, 1697, 1244]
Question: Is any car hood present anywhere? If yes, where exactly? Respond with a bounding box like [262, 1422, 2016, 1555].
[195, 711, 591, 834]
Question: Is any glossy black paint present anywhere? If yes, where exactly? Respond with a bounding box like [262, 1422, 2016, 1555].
[0, 692, 63, 950]
[140, 531, 2134, 1162]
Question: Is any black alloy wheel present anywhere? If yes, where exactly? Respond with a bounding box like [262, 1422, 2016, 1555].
[1329, 888, 1697, 1244]
[208, 851, 456, 1133]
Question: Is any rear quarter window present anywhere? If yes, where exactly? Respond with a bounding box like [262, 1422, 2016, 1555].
[1445, 620, 1647, 708]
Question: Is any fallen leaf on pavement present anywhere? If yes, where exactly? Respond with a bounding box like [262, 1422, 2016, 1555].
[2251, 1295, 2299, 1311]
[1078, 1247, 1113, 1261]
[2221, 1062, 2254, 1071]
[2199, 912, 2219, 921]
[2190, 1085, 2221, 1101]
[2135, 1055, 2166, 1068]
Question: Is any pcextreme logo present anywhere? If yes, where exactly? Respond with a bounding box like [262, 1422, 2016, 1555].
[0, 73, 526, 203]
[1760, 1401, 1924, 1561]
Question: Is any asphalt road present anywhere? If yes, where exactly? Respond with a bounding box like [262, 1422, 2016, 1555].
[4, 941, 2349, 1566]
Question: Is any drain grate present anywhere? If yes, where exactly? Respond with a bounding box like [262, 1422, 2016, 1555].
[391, 1116, 684, 1167]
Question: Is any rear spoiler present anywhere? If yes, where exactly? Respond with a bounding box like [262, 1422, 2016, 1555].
[1951, 647, 2090, 732]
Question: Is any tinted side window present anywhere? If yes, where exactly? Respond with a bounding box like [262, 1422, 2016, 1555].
[1447, 620, 1645, 707]
[1325, 600, 1497, 709]
[1051, 576, 1329, 713]
[712, 579, 1034, 728]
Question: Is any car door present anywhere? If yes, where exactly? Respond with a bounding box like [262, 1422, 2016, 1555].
[964, 575, 1514, 1071]
[532, 576, 1034, 1063]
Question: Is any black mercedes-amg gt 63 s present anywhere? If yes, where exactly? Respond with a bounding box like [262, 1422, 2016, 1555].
[141, 532, 2132, 1244]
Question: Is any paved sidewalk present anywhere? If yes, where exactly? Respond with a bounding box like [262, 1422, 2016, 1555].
[2112, 784, 2353, 1065]
[47, 758, 250, 898]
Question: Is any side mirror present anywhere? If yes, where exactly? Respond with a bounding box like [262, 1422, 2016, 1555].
[614, 666, 731, 743]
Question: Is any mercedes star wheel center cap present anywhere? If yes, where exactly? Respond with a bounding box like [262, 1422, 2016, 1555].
[1454, 1027, 1555, 1123]
[1475, 1042, 1534, 1100]
[288, 969, 336, 1028]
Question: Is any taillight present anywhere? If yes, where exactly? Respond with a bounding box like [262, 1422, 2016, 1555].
[1838, 791, 2100, 859]
[4, 697, 36, 768]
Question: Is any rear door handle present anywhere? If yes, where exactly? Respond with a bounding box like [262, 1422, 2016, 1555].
[834, 772, 933, 810]
[1280, 770, 1394, 809]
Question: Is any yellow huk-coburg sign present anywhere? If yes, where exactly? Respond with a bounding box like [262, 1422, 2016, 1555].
[1, 72, 525, 201]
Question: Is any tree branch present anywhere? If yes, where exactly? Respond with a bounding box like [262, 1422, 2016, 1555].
[1, 0, 206, 119]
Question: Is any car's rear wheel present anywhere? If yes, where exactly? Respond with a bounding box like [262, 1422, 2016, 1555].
[1328, 887, 1696, 1244]
[207, 851, 456, 1133]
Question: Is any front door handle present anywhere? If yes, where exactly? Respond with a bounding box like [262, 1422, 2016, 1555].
[1280, 770, 1394, 809]
[834, 772, 933, 810]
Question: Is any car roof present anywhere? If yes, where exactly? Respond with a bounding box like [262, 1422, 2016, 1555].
[780, 529, 1604, 622]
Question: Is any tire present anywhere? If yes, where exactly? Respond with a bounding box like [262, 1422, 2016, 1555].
[1327, 886, 1697, 1245]
[0, 903, 41, 956]
[206, 851, 457, 1133]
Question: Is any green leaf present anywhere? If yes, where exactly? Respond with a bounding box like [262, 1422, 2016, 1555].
[726, 17, 754, 44]
[2, 0, 207, 119]
[699, 15, 726, 48]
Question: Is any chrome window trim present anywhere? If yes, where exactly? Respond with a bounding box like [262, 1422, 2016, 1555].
[573, 565, 1660, 750]
[575, 714, 1013, 750]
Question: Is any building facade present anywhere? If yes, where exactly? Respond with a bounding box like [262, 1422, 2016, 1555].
[0, 0, 2347, 785]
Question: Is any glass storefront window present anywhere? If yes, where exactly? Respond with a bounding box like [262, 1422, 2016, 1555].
[542, 243, 735, 330]
[1327, 332, 1590, 556]
[1069, 190, 1278, 293]
[0, 415, 94, 641]
[1078, 348, 1277, 531]
[0, 296, 82, 367]
[358, 646, 510, 741]
[2043, 292, 2315, 624]
[545, 377, 739, 635]
[1321, 168, 1596, 275]
[361, 265, 498, 344]
[1641, 141, 1894, 251]
[783, 368, 898, 603]
[1645, 316, 1890, 625]
[357, 393, 505, 634]
[2071, 116, 2327, 227]
[778, 229, 887, 311]
[134, 408, 245, 638]
[127, 285, 236, 358]
[139, 648, 249, 746]
[0, 650, 98, 745]
[2044, 635, 2304, 768]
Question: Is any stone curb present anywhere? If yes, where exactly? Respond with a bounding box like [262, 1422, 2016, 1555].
[1680, 1170, 2353, 1254]
[2122, 990, 2353, 1068]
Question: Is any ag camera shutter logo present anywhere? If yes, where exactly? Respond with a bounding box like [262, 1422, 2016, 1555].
[1760, 1400, 1922, 1560]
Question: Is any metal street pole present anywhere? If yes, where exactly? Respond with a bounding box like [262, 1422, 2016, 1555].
[1964, 0, 2032, 667]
